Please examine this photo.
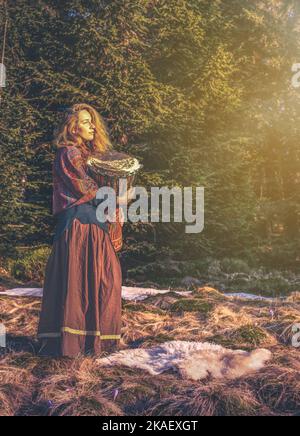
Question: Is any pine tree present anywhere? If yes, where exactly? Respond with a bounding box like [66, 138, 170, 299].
[1, 0, 299, 271]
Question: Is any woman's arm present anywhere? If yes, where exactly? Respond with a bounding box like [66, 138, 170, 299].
[58, 146, 99, 199]
[117, 186, 136, 205]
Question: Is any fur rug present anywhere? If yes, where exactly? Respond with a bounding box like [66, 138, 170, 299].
[0, 286, 191, 301]
[96, 340, 272, 381]
[0, 287, 277, 302]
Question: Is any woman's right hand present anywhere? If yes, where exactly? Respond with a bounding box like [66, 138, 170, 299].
[118, 187, 136, 205]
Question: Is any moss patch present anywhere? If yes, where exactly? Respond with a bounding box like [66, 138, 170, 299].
[170, 298, 214, 315]
[210, 325, 269, 350]
[122, 302, 165, 315]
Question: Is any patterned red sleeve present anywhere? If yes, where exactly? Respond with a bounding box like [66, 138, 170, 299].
[59, 146, 99, 200]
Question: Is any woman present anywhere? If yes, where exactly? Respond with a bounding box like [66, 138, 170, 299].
[37, 103, 125, 358]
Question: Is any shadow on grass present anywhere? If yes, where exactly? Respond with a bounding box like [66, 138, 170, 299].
[0, 334, 39, 356]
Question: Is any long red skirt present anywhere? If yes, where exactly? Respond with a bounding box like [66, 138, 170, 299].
[37, 218, 122, 358]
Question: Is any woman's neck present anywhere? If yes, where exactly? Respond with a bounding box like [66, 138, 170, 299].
[77, 141, 92, 158]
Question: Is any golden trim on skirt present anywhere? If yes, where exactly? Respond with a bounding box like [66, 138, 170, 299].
[38, 326, 121, 339]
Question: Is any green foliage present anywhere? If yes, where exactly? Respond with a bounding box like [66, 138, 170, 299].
[170, 298, 214, 315]
[220, 258, 252, 275]
[232, 325, 268, 347]
[9, 246, 51, 282]
[1, 0, 300, 273]
[122, 302, 165, 315]
[210, 325, 268, 349]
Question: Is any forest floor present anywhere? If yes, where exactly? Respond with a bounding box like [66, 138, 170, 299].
[0, 272, 300, 416]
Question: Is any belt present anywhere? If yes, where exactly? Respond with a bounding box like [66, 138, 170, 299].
[53, 198, 109, 242]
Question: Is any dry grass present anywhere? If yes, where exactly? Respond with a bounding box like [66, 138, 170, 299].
[0, 284, 299, 416]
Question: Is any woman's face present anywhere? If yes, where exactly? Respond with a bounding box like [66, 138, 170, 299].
[74, 110, 95, 142]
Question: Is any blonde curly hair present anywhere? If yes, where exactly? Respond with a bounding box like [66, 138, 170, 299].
[53, 103, 113, 155]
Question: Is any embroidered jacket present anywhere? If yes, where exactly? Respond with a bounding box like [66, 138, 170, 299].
[52, 144, 124, 252]
[52, 145, 99, 216]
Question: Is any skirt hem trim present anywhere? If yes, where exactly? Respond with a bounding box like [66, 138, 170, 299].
[38, 327, 121, 339]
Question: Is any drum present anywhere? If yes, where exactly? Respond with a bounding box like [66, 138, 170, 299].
[85, 150, 142, 252]
[86, 150, 142, 195]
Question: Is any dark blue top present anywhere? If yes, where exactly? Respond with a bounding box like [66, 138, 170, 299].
[53, 197, 108, 242]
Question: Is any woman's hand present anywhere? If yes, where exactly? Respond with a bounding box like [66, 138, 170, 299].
[117, 186, 136, 205]
[106, 205, 125, 226]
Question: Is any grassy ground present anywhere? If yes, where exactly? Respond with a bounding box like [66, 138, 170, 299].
[0, 274, 300, 416]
